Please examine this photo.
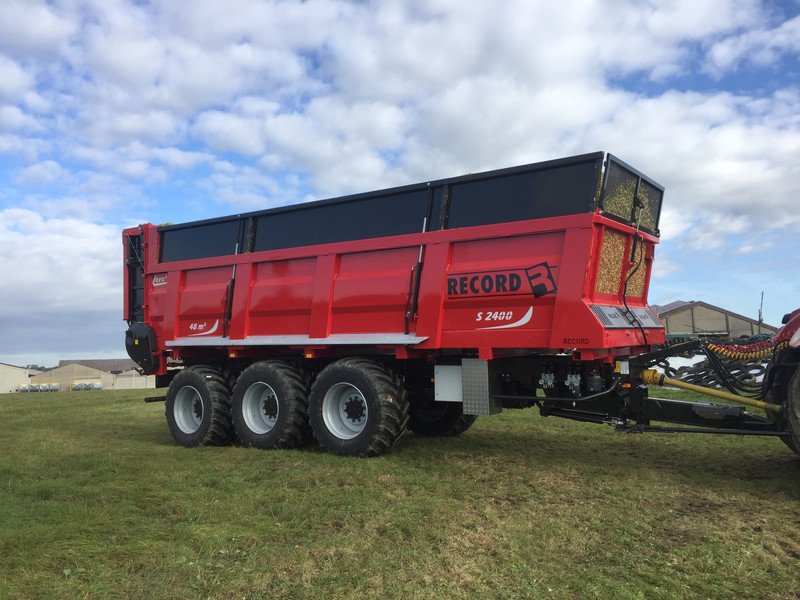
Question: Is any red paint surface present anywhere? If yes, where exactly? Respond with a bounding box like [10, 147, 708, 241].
[124, 211, 665, 374]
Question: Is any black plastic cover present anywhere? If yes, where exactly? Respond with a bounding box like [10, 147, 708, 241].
[446, 159, 599, 229]
[254, 189, 429, 251]
[125, 322, 159, 373]
[160, 219, 241, 262]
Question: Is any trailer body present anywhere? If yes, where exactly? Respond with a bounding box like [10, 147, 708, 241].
[125, 152, 663, 371]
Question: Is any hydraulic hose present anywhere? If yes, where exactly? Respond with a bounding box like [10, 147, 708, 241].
[703, 311, 800, 361]
[706, 340, 789, 361]
[641, 369, 782, 414]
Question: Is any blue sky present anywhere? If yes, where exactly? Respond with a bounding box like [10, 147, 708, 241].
[0, 0, 798, 366]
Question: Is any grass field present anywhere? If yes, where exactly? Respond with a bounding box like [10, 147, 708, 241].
[1, 388, 799, 599]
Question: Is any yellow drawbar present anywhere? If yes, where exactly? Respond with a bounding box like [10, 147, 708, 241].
[641, 369, 782, 414]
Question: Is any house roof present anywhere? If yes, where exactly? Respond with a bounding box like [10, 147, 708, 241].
[653, 300, 778, 331]
[57, 359, 138, 373]
[651, 300, 689, 315]
[0, 363, 42, 373]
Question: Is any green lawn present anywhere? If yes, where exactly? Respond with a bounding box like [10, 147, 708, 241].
[1, 389, 798, 599]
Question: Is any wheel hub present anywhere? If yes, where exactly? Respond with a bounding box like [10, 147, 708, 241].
[192, 398, 203, 422]
[344, 395, 365, 422]
[262, 395, 278, 419]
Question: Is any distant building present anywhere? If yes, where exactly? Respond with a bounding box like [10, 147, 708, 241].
[57, 359, 139, 373]
[114, 369, 157, 390]
[31, 363, 115, 391]
[0, 363, 41, 393]
[653, 300, 778, 340]
[22, 359, 155, 393]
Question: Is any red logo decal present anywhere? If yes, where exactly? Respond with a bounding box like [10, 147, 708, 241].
[447, 263, 557, 298]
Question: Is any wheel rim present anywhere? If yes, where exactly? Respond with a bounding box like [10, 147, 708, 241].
[174, 386, 204, 434]
[242, 382, 279, 434]
[322, 382, 368, 440]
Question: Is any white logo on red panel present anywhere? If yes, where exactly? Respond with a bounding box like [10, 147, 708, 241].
[187, 320, 220, 336]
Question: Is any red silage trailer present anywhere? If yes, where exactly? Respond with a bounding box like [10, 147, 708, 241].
[124, 151, 800, 457]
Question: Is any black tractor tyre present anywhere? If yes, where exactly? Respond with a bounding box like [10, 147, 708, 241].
[408, 395, 477, 437]
[308, 358, 409, 457]
[784, 368, 800, 455]
[764, 360, 799, 453]
[165, 365, 235, 447]
[231, 361, 311, 449]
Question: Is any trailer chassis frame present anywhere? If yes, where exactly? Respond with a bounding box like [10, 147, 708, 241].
[486, 350, 788, 440]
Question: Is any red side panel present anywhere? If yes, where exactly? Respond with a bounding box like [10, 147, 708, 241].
[330, 247, 418, 334]
[248, 258, 315, 335]
[437, 230, 564, 349]
[148, 272, 168, 338]
[175, 267, 230, 338]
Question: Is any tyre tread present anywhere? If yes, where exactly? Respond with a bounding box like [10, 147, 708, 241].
[309, 359, 409, 457]
[166, 364, 234, 447]
[231, 360, 310, 449]
[408, 402, 477, 437]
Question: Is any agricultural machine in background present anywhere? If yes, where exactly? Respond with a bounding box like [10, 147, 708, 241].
[122, 152, 800, 457]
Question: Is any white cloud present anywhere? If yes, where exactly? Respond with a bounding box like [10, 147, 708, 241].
[0, 209, 120, 314]
[0, 0, 75, 58]
[307, 97, 409, 150]
[150, 146, 214, 169]
[191, 96, 282, 149]
[156, 0, 343, 50]
[679, 215, 750, 252]
[78, 109, 181, 147]
[0, 132, 47, 160]
[650, 255, 679, 279]
[737, 240, 773, 254]
[0, 55, 33, 100]
[83, 28, 166, 90]
[14, 160, 70, 186]
[642, 0, 762, 38]
[0, 105, 41, 131]
[67, 143, 182, 184]
[200, 165, 303, 210]
[262, 109, 401, 194]
[153, 39, 274, 113]
[194, 110, 266, 155]
[22, 91, 52, 114]
[657, 207, 693, 241]
[706, 14, 800, 76]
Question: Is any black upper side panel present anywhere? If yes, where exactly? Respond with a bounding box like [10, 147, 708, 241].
[253, 189, 430, 252]
[446, 160, 599, 229]
[156, 152, 629, 262]
[160, 219, 241, 262]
